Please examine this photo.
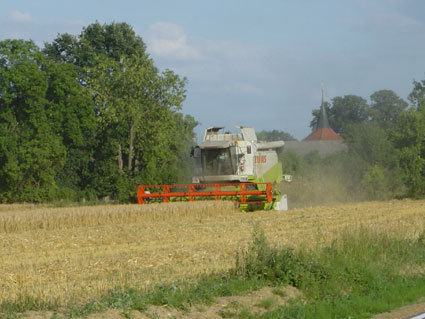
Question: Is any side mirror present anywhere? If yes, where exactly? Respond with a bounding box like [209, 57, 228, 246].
[190, 146, 195, 157]
[283, 175, 292, 182]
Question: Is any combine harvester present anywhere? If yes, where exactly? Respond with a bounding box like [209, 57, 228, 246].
[137, 126, 291, 211]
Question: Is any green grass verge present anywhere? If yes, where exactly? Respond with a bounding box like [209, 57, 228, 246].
[232, 226, 425, 318]
[259, 276, 425, 319]
[1, 227, 425, 318]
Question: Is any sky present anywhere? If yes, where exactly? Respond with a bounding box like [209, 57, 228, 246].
[1, 0, 425, 140]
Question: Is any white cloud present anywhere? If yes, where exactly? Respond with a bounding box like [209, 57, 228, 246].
[145, 21, 266, 67]
[146, 22, 201, 60]
[145, 21, 269, 98]
[8, 11, 32, 23]
[0, 11, 84, 46]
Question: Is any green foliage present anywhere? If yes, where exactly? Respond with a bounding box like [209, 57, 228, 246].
[328, 95, 370, 134]
[44, 21, 147, 68]
[44, 57, 98, 199]
[235, 226, 332, 289]
[361, 165, 390, 200]
[263, 276, 425, 319]
[370, 89, 408, 129]
[391, 95, 425, 198]
[0, 22, 197, 203]
[309, 96, 369, 134]
[343, 122, 394, 166]
[279, 148, 397, 206]
[63, 276, 265, 317]
[235, 227, 425, 319]
[309, 90, 408, 133]
[343, 122, 405, 199]
[257, 130, 296, 142]
[84, 52, 191, 200]
[278, 151, 305, 175]
[408, 78, 425, 110]
[304, 85, 425, 201]
[53, 22, 196, 201]
[0, 40, 66, 202]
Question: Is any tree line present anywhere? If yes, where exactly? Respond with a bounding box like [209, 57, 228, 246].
[278, 85, 425, 201]
[1, 21, 423, 203]
[0, 22, 197, 203]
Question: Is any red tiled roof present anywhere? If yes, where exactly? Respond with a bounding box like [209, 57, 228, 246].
[302, 128, 343, 141]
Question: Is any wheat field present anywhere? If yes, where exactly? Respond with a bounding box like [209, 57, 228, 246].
[1, 199, 425, 306]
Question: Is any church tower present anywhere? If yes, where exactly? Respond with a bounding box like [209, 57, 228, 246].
[303, 88, 342, 141]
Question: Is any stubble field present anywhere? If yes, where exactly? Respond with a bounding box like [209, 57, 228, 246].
[1, 199, 425, 307]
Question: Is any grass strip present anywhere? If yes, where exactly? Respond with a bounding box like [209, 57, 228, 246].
[257, 276, 425, 319]
[231, 226, 425, 319]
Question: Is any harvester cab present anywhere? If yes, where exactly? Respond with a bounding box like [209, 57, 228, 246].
[137, 126, 289, 211]
[192, 126, 284, 185]
[189, 126, 289, 210]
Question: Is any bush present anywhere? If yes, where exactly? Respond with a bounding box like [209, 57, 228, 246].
[361, 165, 390, 200]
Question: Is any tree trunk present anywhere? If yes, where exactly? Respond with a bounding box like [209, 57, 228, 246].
[128, 123, 134, 171]
[134, 157, 139, 172]
[117, 143, 123, 173]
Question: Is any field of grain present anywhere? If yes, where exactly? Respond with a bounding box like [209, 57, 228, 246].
[1, 200, 425, 306]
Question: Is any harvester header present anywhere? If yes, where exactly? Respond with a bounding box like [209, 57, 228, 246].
[137, 182, 273, 205]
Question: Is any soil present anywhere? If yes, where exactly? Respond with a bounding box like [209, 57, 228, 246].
[19, 285, 302, 319]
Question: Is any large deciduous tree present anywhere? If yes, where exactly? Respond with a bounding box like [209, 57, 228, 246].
[391, 108, 425, 197]
[45, 22, 196, 201]
[44, 60, 97, 199]
[87, 55, 187, 181]
[408, 78, 425, 111]
[44, 22, 147, 69]
[0, 39, 98, 202]
[390, 80, 425, 198]
[0, 40, 64, 201]
[369, 90, 408, 129]
[329, 95, 369, 135]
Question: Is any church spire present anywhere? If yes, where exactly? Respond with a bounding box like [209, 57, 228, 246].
[317, 87, 330, 129]
[302, 83, 343, 141]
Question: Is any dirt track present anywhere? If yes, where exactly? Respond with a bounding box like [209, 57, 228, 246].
[373, 300, 425, 319]
[20, 286, 301, 319]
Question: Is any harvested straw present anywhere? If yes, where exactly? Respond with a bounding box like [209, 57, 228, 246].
[1, 199, 424, 306]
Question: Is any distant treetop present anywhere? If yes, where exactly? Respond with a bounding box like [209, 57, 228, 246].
[257, 129, 296, 142]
